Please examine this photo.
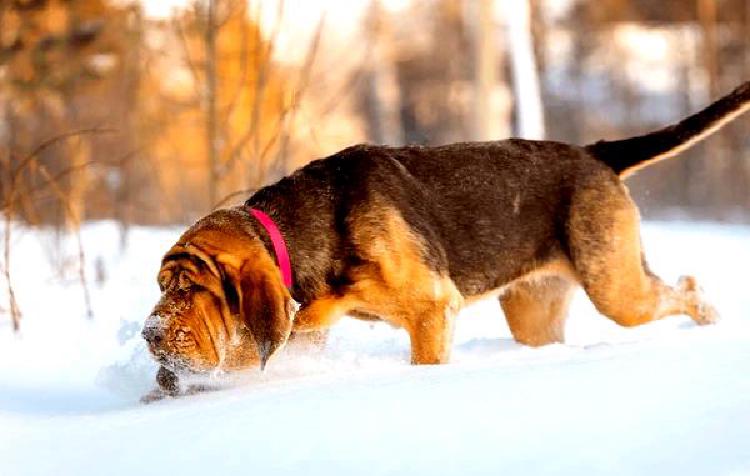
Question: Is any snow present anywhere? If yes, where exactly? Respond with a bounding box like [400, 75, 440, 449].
[1, 220, 749, 475]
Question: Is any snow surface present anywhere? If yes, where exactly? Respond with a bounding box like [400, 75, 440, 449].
[1, 221, 749, 476]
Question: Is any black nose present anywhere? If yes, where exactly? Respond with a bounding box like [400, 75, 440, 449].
[142, 325, 164, 346]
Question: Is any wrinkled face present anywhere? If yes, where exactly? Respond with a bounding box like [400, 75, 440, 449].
[142, 254, 243, 373]
[142, 210, 294, 374]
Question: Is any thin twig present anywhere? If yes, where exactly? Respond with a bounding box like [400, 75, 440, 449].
[223, 14, 324, 184]
[211, 187, 258, 210]
[10, 128, 115, 184]
[0, 151, 22, 330]
[172, 13, 203, 102]
[3, 212, 21, 331]
[248, 0, 285, 176]
[220, 0, 261, 127]
[1, 153, 21, 331]
[270, 15, 325, 181]
[31, 158, 94, 320]
[0, 149, 138, 213]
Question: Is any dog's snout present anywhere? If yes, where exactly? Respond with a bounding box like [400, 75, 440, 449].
[142, 316, 165, 346]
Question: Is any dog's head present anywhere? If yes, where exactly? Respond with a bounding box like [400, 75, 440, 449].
[142, 208, 294, 373]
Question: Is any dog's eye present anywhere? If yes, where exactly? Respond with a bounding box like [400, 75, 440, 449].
[178, 273, 193, 290]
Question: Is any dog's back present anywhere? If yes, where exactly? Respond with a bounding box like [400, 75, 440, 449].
[309, 140, 596, 295]
[250, 81, 748, 365]
[253, 80, 750, 298]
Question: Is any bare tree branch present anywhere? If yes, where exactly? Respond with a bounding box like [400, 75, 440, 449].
[10, 127, 116, 184]
[222, 14, 325, 183]
[31, 158, 94, 319]
[211, 187, 258, 210]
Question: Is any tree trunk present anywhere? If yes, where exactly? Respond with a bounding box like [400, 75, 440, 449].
[365, 0, 403, 145]
[698, 0, 725, 214]
[205, 0, 219, 210]
[504, 0, 545, 139]
[471, 0, 511, 141]
[117, 5, 144, 251]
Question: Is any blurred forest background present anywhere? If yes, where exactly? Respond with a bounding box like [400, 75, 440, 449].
[0, 0, 749, 328]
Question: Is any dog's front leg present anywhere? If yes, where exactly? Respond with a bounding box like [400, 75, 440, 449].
[293, 295, 359, 332]
[404, 296, 461, 365]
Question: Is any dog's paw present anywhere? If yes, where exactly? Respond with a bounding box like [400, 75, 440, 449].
[677, 275, 720, 325]
[140, 366, 181, 404]
[693, 301, 720, 325]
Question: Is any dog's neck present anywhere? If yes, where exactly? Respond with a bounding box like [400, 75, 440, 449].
[243, 172, 341, 305]
[246, 207, 293, 289]
[239, 201, 317, 304]
[241, 205, 294, 284]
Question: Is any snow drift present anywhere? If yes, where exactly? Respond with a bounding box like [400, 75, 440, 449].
[0, 221, 749, 475]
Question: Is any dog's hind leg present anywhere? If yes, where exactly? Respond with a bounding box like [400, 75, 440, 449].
[568, 171, 719, 327]
[500, 276, 576, 346]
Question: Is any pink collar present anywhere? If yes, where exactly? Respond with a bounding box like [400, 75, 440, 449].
[248, 208, 293, 289]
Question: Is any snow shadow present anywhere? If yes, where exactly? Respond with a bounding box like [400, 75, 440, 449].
[0, 383, 131, 416]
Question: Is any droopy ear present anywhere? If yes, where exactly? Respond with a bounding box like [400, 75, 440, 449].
[238, 259, 294, 370]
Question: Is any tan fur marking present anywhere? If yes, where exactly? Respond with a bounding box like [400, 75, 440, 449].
[501, 276, 575, 346]
[294, 294, 361, 331]
[568, 173, 718, 327]
[295, 206, 463, 364]
[465, 257, 579, 307]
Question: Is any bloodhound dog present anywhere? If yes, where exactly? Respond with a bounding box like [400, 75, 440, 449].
[142, 81, 750, 400]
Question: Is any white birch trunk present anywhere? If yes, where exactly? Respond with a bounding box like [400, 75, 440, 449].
[503, 0, 545, 139]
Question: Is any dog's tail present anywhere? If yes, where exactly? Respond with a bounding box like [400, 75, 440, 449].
[585, 81, 750, 178]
